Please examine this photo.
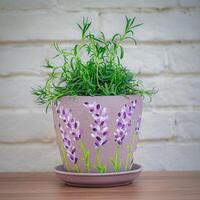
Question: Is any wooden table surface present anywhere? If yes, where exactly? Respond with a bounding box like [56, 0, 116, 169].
[0, 172, 200, 200]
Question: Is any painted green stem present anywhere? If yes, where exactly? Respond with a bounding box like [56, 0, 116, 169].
[125, 144, 133, 170]
[57, 134, 70, 171]
[95, 148, 106, 173]
[80, 139, 91, 172]
[110, 144, 122, 172]
[74, 163, 80, 173]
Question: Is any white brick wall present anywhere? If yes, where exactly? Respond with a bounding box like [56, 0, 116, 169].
[0, 11, 99, 41]
[0, 0, 200, 172]
[0, 110, 54, 142]
[100, 11, 200, 41]
[0, 0, 56, 10]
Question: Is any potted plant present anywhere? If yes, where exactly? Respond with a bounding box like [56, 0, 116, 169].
[32, 17, 156, 174]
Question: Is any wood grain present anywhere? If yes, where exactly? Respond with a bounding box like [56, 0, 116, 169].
[0, 172, 200, 200]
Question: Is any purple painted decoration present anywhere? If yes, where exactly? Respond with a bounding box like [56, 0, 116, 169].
[52, 95, 143, 173]
[135, 115, 142, 134]
[58, 123, 78, 164]
[114, 100, 137, 145]
[83, 102, 109, 148]
[56, 102, 82, 141]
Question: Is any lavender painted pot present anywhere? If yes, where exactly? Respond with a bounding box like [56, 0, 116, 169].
[52, 95, 142, 173]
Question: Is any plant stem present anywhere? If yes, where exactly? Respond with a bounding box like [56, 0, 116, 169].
[96, 64, 100, 89]
[97, 148, 101, 167]
[125, 144, 132, 170]
[95, 148, 106, 173]
[80, 139, 91, 172]
[57, 134, 70, 171]
[110, 144, 122, 172]
[74, 164, 80, 173]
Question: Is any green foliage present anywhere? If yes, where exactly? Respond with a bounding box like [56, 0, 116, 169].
[32, 16, 156, 111]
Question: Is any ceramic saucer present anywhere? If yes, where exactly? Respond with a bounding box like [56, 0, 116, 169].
[54, 163, 142, 187]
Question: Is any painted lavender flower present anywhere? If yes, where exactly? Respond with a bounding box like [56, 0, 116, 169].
[114, 99, 137, 145]
[55, 101, 91, 172]
[83, 102, 109, 148]
[58, 123, 78, 164]
[110, 99, 137, 172]
[84, 102, 108, 173]
[135, 115, 142, 134]
[126, 117, 142, 171]
[56, 102, 82, 141]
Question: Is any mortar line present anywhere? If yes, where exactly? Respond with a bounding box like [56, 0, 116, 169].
[1, 138, 200, 145]
[84, 6, 200, 13]
[0, 72, 200, 79]
[0, 138, 56, 145]
[0, 5, 199, 13]
[0, 40, 200, 46]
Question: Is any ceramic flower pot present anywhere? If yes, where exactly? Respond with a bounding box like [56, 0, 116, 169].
[52, 95, 142, 173]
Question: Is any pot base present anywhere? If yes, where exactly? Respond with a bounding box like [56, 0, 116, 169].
[54, 163, 142, 187]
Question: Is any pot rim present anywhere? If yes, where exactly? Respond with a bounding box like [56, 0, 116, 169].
[56, 94, 142, 99]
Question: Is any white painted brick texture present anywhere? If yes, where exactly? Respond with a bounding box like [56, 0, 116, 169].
[100, 11, 200, 41]
[0, 110, 54, 142]
[1, 0, 200, 11]
[0, 143, 60, 172]
[1, 76, 199, 108]
[0, 11, 99, 41]
[135, 143, 200, 171]
[1, 44, 200, 75]
[0, 0, 56, 10]
[0, 0, 200, 171]
[57, 0, 200, 10]
[167, 44, 200, 73]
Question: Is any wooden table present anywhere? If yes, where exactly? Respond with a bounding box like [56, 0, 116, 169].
[0, 172, 200, 200]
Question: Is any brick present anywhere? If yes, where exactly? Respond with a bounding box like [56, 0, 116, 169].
[140, 111, 175, 140]
[0, 0, 56, 10]
[122, 45, 166, 74]
[1, 142, 200, 171]
[0, 76, 199, 108]
[0, 45, 48, 75]
[2, 110, 198, 143]
[2, 44, 199, 76]
[0, 44, 165, 75]
[4, 43, 199, 76]
[0, 11, 98, 41]
[179, 0, 200, 7]
[142, 76, 200, 106]
[167, 44, 200, 73]
[0, 44, 72, 75]
[0, 143, 60, 172]
[175, 111, 200, 141]
[100, 10, 200, 41]
[0, 110, 55, 142]
[2, 0, 199, 11]
[57, 0, 179, 10]
[0, 76, 45, 108]
[0, 109, 175, 142]
[134, 142, 200, 170]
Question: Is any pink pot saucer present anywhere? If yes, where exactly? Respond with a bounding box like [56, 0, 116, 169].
[54, 163, 143, 187]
